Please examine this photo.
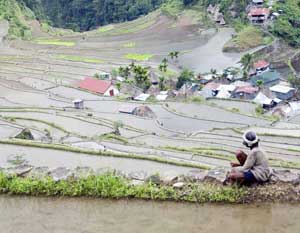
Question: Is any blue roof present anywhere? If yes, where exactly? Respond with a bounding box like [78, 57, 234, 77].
[250, 70, 280, 86]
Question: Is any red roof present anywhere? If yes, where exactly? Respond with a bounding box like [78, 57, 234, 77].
[254, 60, 270, 69]
[235, 86, 259, 94]
[249, 8, 270, 16]
[78, 77, 112, 94]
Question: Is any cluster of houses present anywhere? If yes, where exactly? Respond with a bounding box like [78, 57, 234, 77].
[207, 0, 282, 26]
[199, 59, 299, 116]
[248, 0, 283, 24]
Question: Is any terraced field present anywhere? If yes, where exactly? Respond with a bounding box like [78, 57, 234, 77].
[0, 11, 300, 177]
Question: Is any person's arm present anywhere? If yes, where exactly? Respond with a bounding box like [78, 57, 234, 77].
[234, 151, 256, 172]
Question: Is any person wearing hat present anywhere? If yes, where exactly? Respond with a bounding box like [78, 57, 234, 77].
[228, 131, 271, 185]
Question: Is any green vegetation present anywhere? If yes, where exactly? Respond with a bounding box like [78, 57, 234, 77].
[240, 53, 253, 80]
[118, 62, 151, 90]
[1, 116, 69, 133]
[164, 146, 235, 161]
[255, 105, 264, 115]
[55, 54, 103, 63]
[271, 0, 300, 47]
[176, 68, 194, 89]
[123, 42, 136, 48]
[124, 53, 153, 61]
[161, 0, 184, 17]
[0, 172, 246, 203]
[223, 26, 271, 52]
[33, 38, 75, 46]
[98, 25, 115, 33]
[22, 0, 163, 31]
[101, 133, 128, 144]
[0, 0, 33, 39]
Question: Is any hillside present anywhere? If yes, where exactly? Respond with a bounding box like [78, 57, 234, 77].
[0, 0, 34, 39]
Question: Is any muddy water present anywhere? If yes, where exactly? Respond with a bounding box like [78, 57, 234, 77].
[0, 196, 299, 233]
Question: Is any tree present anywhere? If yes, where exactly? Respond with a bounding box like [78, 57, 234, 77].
[240, 53, 253, 79]
[132, 65, 150, 91]
[256, 80, 264, 89]
[159, 58, 168, 72]
[116, 82, 122, 92]
[159, 76, 165, 90]
[168, 51, 180, 60]
[176, 69, 194, 89]
[118, 66, 131, 79]
[288, 74, 300, 89]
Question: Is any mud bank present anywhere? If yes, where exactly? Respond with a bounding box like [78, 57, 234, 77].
[1, 165, 300, 203]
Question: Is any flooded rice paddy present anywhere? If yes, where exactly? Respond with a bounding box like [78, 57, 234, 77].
[1, 196, 300, 233]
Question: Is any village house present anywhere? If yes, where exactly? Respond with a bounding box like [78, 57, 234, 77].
[119, 105, 137, 114]
[200, 82, 221, 98]
[215, 84, 236, 99]
[232, 86, 259, 100]
[254, 92, 276, 109]
[254, 60, 270, 74]
[156, 91, 169, 101]
[250, 70, 280, 87]
[269, 85, 296, 100]
[134, 93, 150, 101]
[72, 99, 84, 109]
[78, 77, 119, 96]
[198, 74, 214, 85]
[248, 8, 270, 24]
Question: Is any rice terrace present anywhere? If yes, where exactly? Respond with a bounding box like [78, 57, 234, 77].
[1, 0, 300, 232]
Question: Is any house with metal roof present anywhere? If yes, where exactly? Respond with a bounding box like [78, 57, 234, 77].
[248, 8, 270, 24]
[77, 77, 119, 96]
[232, 86, 259, 100]
[249, 70, 280, 87]
[253, 60, 270, 74]
[269, 85, 296, 100]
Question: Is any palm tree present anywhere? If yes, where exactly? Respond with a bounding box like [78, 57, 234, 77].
[159, 76, 165, 90]
[240, 53, 253, 79]
[168, 51, 180, 61]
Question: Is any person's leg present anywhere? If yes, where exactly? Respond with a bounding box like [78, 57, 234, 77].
[227, 171, 245, 185]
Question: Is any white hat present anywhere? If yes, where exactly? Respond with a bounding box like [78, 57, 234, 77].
[243, 131, 259, 146]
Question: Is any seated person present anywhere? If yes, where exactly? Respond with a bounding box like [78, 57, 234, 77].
[228, 131, 271, 185]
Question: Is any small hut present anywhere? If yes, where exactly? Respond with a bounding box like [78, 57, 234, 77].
[73, 99, 84, 109]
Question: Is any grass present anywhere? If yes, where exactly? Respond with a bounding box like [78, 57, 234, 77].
[98, 25, 115, 33]
[164, 146, 235, 161]
[1, 116, 69, 134]
[223, 26, 269, 52]
[33, 38, 75, 47]
[0, 172, 246, 203]
[123, 42, 136, 48]
[124, 53, 153, 61]
[0, 139, 211, 170]
[55, 54, 103, 64]
[100, 133, 129, 144]
[97, 14, 156, 36]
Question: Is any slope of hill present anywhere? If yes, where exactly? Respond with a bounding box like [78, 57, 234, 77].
[0, 0, 34, 39]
